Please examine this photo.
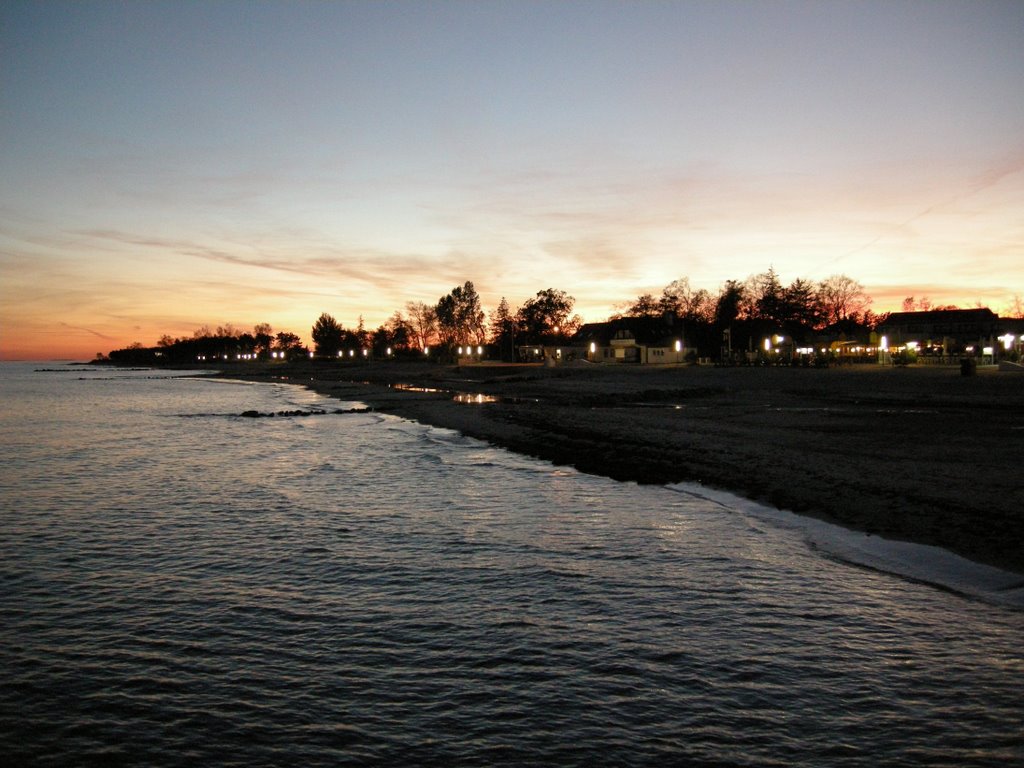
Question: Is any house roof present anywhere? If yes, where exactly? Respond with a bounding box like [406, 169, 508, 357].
[880, 308, 997, 327]
[573, 316, 683, 346]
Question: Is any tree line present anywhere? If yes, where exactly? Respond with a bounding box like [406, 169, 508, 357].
[307, 283, 581, 360]
[106, 269, 1018, 364]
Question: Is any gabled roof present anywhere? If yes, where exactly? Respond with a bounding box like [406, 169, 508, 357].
[573, 316, 682, 346]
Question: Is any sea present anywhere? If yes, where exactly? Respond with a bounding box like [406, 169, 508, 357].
[1, 362, 1022, 767]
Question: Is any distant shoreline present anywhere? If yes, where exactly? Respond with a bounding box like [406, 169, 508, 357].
[215, 360, 1023, 575]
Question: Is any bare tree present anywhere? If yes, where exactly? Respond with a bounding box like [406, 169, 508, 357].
[817, 274, 871, 324]
[405, 301, 438, 350]
[660, 277, 714, 321]
[1005, 294, 1024, 319]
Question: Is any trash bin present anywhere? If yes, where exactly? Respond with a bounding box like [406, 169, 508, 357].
[960, 358, 976, 376]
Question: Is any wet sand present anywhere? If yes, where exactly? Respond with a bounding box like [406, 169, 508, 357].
[227, 361, 1024, 575]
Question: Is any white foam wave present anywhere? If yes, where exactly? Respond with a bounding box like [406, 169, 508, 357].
[667, 482, 1024, 609]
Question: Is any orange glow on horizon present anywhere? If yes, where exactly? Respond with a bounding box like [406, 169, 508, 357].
[3, 281, 1019, 362]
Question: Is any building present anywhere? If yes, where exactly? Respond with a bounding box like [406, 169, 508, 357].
[877, 308, 1001, 358]
[572, 318, 692, 364]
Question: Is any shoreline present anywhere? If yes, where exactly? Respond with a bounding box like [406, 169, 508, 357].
[218, 360, 1024, 577]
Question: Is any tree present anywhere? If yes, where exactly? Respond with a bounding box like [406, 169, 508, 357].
[902, 295, 934, 312]
[749, 268, 785, 324]
[817, 275, 871, 325]
[1005, 295, 1024, 319]
[435, 281, 486, 348]
[311, 313, 344, 357]
[253, 323, 273, 357]
[406, 301, 438, 350]
[488, 297, 514, 342]
[783, 278, 823, 330]
[489, 296, 516, 361]
[273, 331, 305, 359]
[354, 315, 370, 350]
[625, 293, 661, 319]
[515, 288, 581, 344]
[384, 311, 414, 350]
[714, 280, 746, 328]
[660, 277, 715, 322]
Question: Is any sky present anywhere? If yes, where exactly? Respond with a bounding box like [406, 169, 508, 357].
[2, 0, 1022, 359]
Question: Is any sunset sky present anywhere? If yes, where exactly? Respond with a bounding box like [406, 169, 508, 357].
[2, 0, 1022, 359]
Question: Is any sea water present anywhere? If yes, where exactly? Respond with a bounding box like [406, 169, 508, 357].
[1, 362, 1021, 766]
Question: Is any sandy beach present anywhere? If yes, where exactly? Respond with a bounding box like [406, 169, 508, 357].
[226, 361, 1024, 576]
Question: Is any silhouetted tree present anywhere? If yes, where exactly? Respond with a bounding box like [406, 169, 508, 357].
[515, 288, 581, 344]
[383, 311, 414, 350]
[406, 301, 438, 350]
[436, 281, 486, 348]
[488, 297, 512, 342]
[901, 295, 935, 312]
[489, 296, 516, 361]
[658, 277, 715, 323]
[1006, 295, 1024, 319]
[783, 278, 823, 332]
[817, 275, 871, 325]
[253, 322, 273, 357]
[714, 280, 746, 328]
[353, 316, 370, 350]
[749, 268, 786, 324]
[624, 293, 661, 319]
[311, 313, 344, 357]
[273, 331, 305, 359]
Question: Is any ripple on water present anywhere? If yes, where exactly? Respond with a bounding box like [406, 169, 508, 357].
[1, 366, 1022, 767]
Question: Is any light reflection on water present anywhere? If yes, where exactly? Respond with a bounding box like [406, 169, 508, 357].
[0, 363, 1022, 767]
[453, 392, 499, 404]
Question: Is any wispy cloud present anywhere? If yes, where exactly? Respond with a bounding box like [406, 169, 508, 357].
[57, 322, 118, 341]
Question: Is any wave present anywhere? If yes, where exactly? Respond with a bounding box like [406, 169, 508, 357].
[667, 482, 1024, 609]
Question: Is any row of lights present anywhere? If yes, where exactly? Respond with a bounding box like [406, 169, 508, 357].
[310, 346, 433, 358]
[197, 353, 259, 361]
[199, 347, 441, 361]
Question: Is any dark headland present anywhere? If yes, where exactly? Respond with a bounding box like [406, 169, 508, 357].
[222, 361, 1024, 576]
